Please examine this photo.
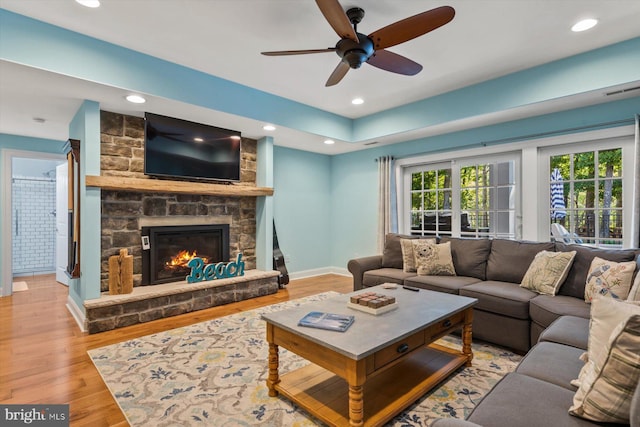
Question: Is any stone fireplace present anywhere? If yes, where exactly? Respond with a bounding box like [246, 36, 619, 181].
[98, 111, 257, 292]
[141, 224, 230, 285]
[82, 111, 278, 334]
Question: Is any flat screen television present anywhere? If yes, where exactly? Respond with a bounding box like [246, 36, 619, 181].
[144, 112, 241, 182]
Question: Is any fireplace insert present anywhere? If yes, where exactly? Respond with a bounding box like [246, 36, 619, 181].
[141, 224, 230, 285]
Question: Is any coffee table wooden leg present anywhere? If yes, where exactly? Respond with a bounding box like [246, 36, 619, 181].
[463, 309, 474, 367]
[348, 384, 364, 427]
[267, 342, 280, 397]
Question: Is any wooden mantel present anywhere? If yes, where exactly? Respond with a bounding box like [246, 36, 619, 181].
[85, 175, 274, 197]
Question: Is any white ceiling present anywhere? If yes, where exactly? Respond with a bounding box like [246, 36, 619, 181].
[1, 0, 640, 155]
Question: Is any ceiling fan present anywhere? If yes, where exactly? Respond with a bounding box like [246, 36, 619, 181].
[261, 0, 455, 87]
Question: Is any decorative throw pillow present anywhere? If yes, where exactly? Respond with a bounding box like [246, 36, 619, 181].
[520, 250, 576, 296]
[627, 255, 640, 301]
[570, 298, 640, 423]
[413, 241, 456, 276]
[628, 270, 640, 301]
[584, 257, 636, 303]
[401, 238, 435, 273]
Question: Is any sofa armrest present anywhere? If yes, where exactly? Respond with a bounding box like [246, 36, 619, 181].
[631, 379, 640, 427]
[347, 255, 383, 290]
[431, 419, 483, 427]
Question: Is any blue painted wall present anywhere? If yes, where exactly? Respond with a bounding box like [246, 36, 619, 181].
[329, 96, 640, 268]
[273, 146, 332, 274]
[67, 100, 101, 308]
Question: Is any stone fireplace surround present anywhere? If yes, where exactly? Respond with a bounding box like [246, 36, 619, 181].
[83, 111, 277, 333]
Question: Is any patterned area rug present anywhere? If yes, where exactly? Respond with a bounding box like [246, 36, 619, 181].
[89, 292, 521, 426]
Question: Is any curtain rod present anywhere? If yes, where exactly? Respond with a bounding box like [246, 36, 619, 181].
[374, 156, 395, 162]
[479, 118, 635, 147]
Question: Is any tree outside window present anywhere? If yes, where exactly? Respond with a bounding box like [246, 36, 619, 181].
[550, 148, 623, 247]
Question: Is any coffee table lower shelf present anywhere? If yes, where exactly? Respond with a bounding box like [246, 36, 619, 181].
[274, 343, 467, 427]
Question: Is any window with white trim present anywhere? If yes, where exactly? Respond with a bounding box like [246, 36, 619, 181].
[539, 136, 634, 248]
[403, 154, 520, 239]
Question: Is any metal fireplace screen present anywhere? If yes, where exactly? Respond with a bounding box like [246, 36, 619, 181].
[141, 224, 230, 285]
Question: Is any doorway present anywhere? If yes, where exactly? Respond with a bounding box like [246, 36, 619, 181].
[1, 151, 66, 296]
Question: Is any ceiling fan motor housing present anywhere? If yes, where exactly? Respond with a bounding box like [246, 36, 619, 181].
[336, 33, 374, 69]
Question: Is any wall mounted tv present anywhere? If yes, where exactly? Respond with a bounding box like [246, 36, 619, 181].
[144, 112, 241, 182]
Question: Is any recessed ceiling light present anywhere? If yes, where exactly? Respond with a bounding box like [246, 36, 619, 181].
[263, 124, 276, 131]
[351, 97, 364, 105]
[33, 117, 46, 124]
[76, 0, 100, 8]
[125, 94, 146, 104]
[324, 139, 335, 145]
[572, 18, 598, 32]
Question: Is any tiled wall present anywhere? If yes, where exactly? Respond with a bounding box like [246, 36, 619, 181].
[12, 176, 57, 274]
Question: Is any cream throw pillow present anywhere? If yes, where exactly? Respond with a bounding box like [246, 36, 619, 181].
[400, 238, 435, 273]
[413, 240, 456, 276]
[570, 298, 640, 423]
[584, 257, 636, 303]
[520, 250, 576, 296]
[628, 270, 640, 301]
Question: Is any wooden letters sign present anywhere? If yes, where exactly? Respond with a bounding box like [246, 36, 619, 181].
[186, 253, 245, 283]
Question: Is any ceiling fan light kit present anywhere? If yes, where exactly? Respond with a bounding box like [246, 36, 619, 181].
[261, 0, 455, 86]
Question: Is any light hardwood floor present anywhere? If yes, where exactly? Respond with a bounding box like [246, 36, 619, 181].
[0, 273, 353, 426]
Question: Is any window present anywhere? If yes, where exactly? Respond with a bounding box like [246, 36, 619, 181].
[403, 154, 519, 239]
[409, 165, 452, 236]
[397, 125, 635, 246]
[459, 160, 517, 239]
[542, 139, 633, 248]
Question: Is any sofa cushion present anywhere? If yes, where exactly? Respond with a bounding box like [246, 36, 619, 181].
[440, 237, 492, 280]
[555, 243, 638, 300]
[467, 373, 614, 427]
[538, 316, 590, 349]
[571, 311, 640, 424]
[381, 233, 420, 269]
[459, 281, 537, 319]
[584, 257, 636, 302]
[486, 239, 555, 283]
[516, 341, 585, 390]
[362, 268, 416, 287]
[629, 255, 640, 301]
[405, 275, 481, 294]
[414, 240, 456, 276]
[520, 250, 576, 296]
[529, 295, 590, 329]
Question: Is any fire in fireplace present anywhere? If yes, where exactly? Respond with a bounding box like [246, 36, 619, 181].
[141, 224, 230, 285]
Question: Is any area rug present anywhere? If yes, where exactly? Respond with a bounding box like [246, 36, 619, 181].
[89, 292, 522, 426]
[12, 281, 28, 292]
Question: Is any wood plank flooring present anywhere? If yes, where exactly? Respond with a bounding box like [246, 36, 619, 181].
[0, 273, 353, 426]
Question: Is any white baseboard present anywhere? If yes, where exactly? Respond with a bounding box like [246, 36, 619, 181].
[289, 266, 351, 280]
[66, 296, 86, 332]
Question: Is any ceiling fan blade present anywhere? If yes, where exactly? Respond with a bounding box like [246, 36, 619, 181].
[315, 0, 358, 42]
[261, 48, 335, 56]
[367, 49, 423, 76]
[368, 6, 455, 50]
[325, 61, 350, 87]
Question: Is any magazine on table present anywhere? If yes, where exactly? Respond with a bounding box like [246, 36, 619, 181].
[298, 311, 355, 332]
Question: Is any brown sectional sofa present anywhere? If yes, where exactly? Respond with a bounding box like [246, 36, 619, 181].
[347, 234, 640, 353]
[348, 234, 640, 426]
[431, 315, 639, 427]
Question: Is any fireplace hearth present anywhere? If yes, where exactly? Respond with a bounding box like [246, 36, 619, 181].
[141, 224, 230, 285]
